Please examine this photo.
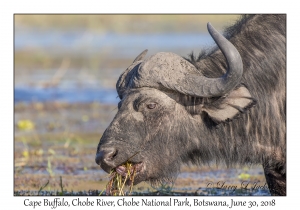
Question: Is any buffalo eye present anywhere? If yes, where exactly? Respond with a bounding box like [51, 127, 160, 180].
[146, 103, 157, 109]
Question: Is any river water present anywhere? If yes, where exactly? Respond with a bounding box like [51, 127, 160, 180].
[15, 27, 213, 104]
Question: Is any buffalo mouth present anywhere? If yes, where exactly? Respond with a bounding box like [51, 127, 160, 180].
[113, 162, 145, 185]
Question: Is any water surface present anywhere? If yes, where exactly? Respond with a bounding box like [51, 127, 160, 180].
[15, 28, 213, 104]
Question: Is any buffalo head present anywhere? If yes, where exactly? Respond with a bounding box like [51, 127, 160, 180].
[95, 23, 255, 185]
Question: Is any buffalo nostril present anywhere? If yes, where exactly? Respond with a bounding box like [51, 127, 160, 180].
[95, 148, 117, 165]
[106, 148, 118, 160]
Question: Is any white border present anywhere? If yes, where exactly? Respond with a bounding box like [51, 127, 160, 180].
[3, 0, 299, 209]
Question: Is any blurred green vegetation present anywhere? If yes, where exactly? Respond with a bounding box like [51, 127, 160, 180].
[14, 50, 132, 72]
[15, 14, 240, 33]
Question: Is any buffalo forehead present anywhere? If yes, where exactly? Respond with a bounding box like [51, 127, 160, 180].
[131, 52, 198, 88]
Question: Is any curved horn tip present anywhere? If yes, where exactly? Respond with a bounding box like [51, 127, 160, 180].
[141, 49, 148, 54]
[207, 22, 218, 35]
[133, 49, 148, 63]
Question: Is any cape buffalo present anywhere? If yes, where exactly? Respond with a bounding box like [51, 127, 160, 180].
[95, 15, 286, 196]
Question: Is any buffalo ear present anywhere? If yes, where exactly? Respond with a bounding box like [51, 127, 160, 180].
[133, 49, 148, 63]
[201, 85, 256, 124]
